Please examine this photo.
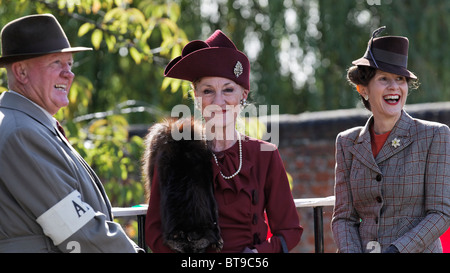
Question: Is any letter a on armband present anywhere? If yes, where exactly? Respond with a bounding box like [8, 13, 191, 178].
[36, 190, 95, 245]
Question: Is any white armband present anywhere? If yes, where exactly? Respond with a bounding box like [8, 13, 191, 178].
[36, 190, 95, 245]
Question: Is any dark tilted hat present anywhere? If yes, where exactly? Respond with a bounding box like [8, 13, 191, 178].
[352, 26, 417, 79]
[0, 14, 92, 67]
[164, 30, 250, 90]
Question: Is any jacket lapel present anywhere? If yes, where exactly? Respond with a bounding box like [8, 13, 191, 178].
[375, 111, 414, 164]
[349, 110, 415, 173]
[349, 116, 381, 174]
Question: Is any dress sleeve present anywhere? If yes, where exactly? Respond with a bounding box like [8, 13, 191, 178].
[255, 148, 303, 253]
[145, 167, 175, 253]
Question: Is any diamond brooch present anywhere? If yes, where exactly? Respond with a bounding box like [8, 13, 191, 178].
[234, 61, 243, 78]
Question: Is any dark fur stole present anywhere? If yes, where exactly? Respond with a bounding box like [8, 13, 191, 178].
[142, 118, 223, 253]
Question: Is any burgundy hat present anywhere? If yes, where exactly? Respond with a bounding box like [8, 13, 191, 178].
[164, 30, 250, 90]
[0, 14, 92, 67]
[352, 26, 417, 79]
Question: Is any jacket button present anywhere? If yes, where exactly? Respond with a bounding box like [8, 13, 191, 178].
[253, 233, 261, 245]
[252, 213, 258, 225]
[252, 190, 258, 205]
[376, 174, 382, 181]
[376, 196, 382, 203]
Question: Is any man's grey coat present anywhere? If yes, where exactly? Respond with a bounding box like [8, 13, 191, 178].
[0, 91, 139, 252]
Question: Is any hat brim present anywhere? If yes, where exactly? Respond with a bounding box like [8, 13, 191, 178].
[0, 46, 92, 67]
[164, 47, 250, 90]
[352, 57, 417, 79]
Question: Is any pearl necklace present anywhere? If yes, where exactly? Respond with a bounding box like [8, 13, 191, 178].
[212, 133, 242, 180]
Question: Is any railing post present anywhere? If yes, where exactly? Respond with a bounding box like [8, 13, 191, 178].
[137, 214, 147, 251]
[313, 206, 324, 253]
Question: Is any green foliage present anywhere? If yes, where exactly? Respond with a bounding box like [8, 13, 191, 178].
[1, 0, 190, 117]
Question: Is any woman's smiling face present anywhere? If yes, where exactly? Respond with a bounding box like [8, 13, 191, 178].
[194, 76, 248, 129]
[361, 70, 409, 120]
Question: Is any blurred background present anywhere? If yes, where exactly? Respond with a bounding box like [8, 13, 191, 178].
[1, 0, 449, 252]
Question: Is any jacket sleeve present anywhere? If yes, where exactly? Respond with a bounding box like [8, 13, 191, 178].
[331, 133, 363, 253]
[0, 127, 140, 253]
[255, 148, 303, 253]
[393, 125, 450, 253]
[144, 167, 175, 253]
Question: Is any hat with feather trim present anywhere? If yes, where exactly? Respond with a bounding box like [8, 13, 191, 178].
[164, 30, 250, 90]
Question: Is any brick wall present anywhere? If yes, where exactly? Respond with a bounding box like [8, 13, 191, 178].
[269, 102, 450, 252]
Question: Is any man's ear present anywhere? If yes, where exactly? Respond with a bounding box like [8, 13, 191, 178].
[10, 61, 28, 84]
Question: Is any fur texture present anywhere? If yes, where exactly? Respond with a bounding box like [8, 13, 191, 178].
[142, 118, 223, 253]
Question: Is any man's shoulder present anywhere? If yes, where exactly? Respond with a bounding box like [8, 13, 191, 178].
[1, 92, 55, 136]
[0, 105, 44, 130]
[0, 106, 52, 149]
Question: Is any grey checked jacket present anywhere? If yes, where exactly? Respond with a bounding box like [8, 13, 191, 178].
[332, 110, 450, 253]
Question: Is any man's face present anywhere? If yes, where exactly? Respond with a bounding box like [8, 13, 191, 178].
[21, 52, 75, 115]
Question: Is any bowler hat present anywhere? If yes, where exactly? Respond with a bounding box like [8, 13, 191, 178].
[352, 26, 417, 79]
[0, 14, 92, 67]
[164, 30, 250, 90]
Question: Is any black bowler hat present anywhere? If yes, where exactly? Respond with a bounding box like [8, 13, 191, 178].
[0, 14, 92, 67]
[352, 26, 417, 79]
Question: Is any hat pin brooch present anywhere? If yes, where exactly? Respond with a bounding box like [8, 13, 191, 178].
[234, 61, 243, 78]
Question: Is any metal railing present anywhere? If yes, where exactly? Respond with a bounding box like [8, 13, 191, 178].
[112, 196, 335, 253]
[294, 196, 335, 253]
